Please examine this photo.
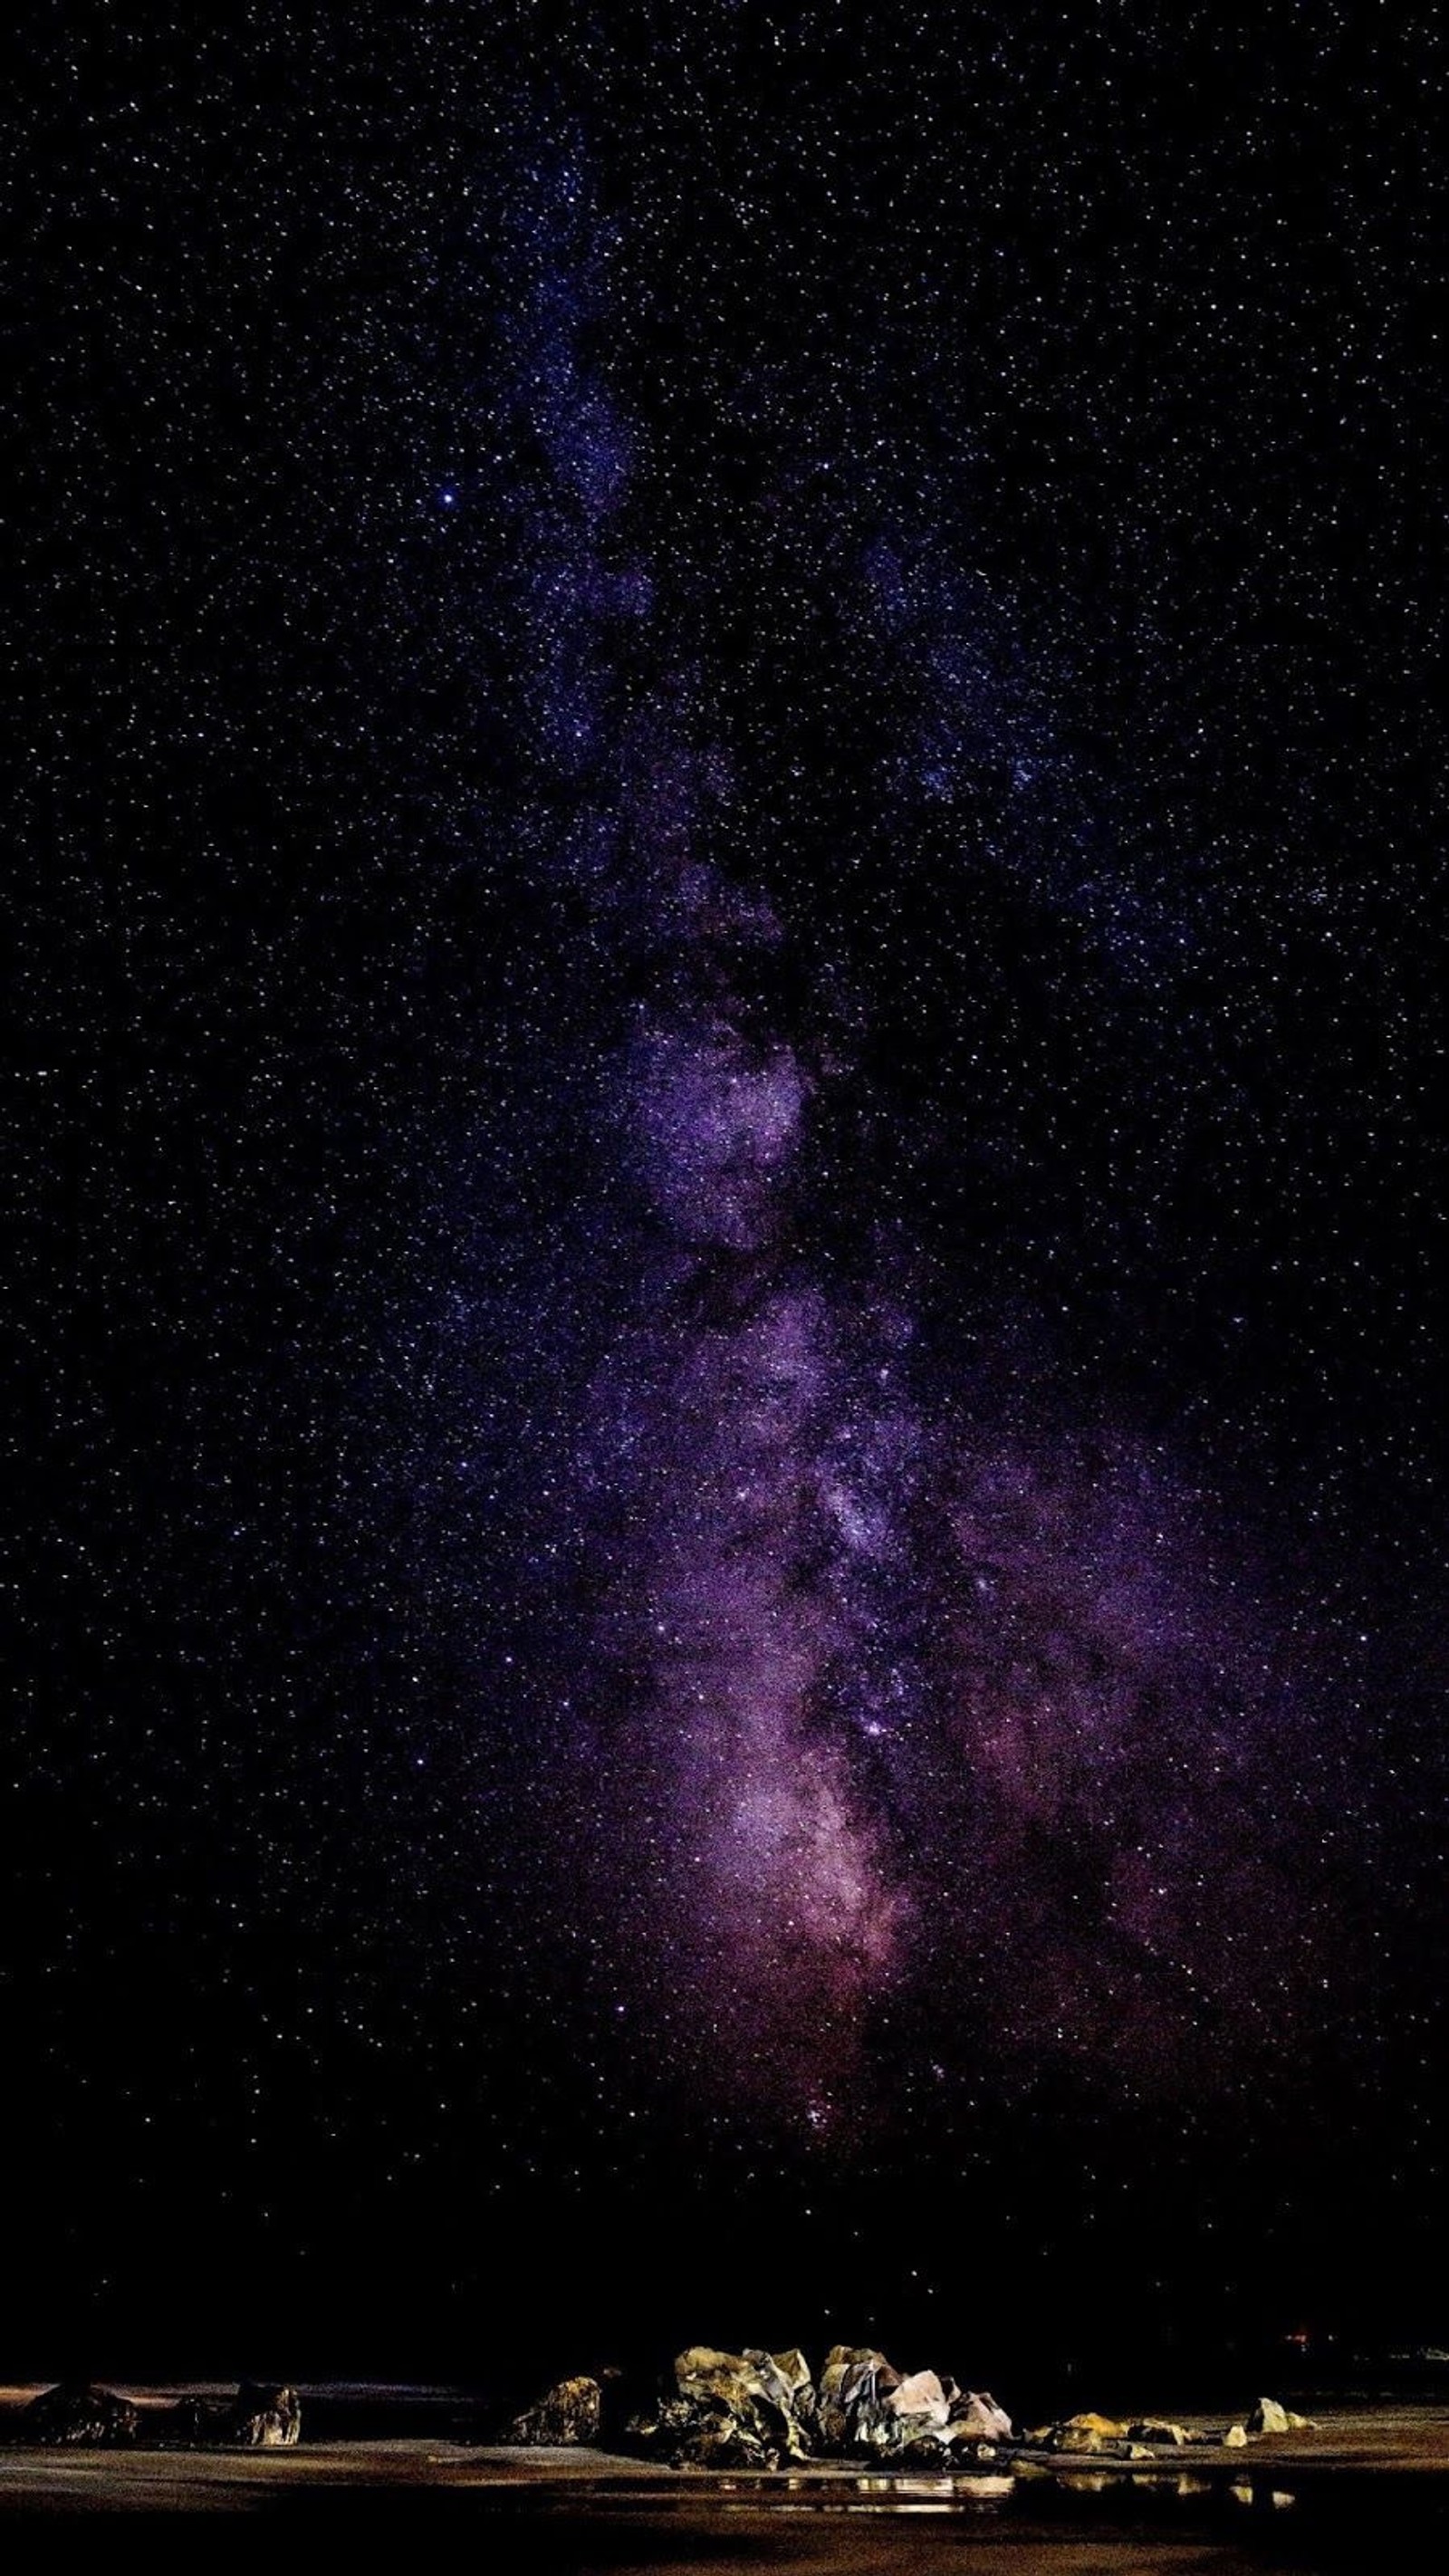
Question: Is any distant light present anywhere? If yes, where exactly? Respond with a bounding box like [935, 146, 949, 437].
[439, 487, 457, 506]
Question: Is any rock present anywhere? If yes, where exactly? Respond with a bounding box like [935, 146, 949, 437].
[628, 2389, 773, 2471]
[226, 2384, 302, 2447]
[744, 2350, 817, 2431]
[767, 2349, 813, 2400]
[1247, 2397, 1290, 2436]
[888, 2369, 951, 2433]
[816, 2346, 902, 2453]
[149, 2386, 301, 2450]
[1223, 2423, 1250, 2448]
[950, 2390, 1013, 2442]
[21, 2382, 140, 2447]
[1128, 2419, 1189, 2447]
[508, 2375, 603, 2446]
[605, 2340, 1012, 2469]
[1285, 2410, 1317, 2432]
[683, 2422, 762, 2468]
[823, 2349, 869, 2442]
[894, 2433, 945, 2465]
[1041, 2411, 1128, 2453]
[624, 2345, 817, 2468]
[760, 2349, 819, 2437]
[677, 2346, 811, 2460]
[674, 2346, 745, 2406]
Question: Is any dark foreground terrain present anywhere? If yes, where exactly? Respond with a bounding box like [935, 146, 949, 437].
[3, 2391, 1447, 2570]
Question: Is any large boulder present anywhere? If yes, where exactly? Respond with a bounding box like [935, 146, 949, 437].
[621, 2347, 820, 2467]
[21, 2383, 140, 2447]
[673, 2347, 811, 2463]
[508, 2376, 603, 2446]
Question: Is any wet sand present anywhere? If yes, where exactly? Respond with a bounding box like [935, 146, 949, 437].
[2, 2393, 1446, 2568]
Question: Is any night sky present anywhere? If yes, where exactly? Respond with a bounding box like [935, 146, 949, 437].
[9, 6, 1444, 2389]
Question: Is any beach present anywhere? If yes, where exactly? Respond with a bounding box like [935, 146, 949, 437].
[3, 2389, 1447, 2567]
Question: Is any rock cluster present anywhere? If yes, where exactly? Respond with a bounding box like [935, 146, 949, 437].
[1025, 2411, 1189, 2456]
[1025, 2398, 1316, 2458]
[509, 2345, 1014, 2469]
[15, 2380, 302, 2450]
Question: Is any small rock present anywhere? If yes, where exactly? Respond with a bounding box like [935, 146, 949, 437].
[1223, 2423, 1250, 2448]
[1247, 2397, 1290, 2436]
[509, 2375, 603, 2446]
[1128, 2419, 1188, 2446]
[1041, 2411, 1128, 2452]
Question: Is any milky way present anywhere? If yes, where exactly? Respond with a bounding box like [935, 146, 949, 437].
[13, 5, 1441, 2362]
[502, 144, 1335, 2128]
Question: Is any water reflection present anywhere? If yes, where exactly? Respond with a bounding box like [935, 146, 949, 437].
[695, 2461, 1300, 2519]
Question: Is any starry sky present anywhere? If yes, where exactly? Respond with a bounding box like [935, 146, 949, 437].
[9, 5, 1445, 2383]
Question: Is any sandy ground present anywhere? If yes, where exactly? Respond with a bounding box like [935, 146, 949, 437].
[1, 2393, 1446, 2568]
